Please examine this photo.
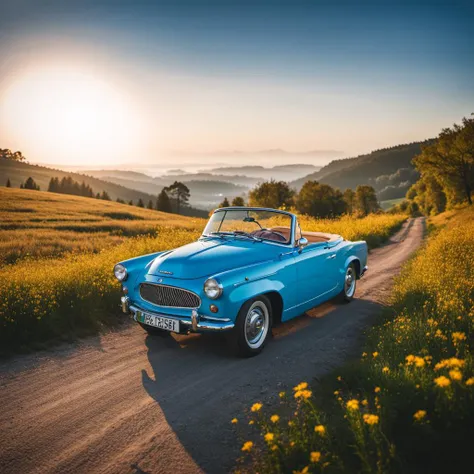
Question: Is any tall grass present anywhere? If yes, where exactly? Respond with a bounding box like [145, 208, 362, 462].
[0, 188, 203, 265]
[236, 207, 474, 474]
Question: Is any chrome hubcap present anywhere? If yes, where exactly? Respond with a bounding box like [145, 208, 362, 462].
[244, 302, 269, 348]
[345, 266, 356, 297]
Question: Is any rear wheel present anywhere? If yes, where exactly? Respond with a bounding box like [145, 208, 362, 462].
[230, 295, 272, 357]
[338, 263, 357, 302]
[138, 322, 170, 337]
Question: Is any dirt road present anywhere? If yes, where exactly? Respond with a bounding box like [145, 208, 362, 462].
[0, 218, 424, 474]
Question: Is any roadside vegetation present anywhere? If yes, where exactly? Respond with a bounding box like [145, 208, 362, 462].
[0, 187, 405, 353]
[235, 205, 474, 474]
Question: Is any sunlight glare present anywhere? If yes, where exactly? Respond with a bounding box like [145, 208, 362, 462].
[1, 66, 143, 165]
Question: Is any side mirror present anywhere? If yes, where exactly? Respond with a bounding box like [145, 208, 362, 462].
[298, 237, 308, 252]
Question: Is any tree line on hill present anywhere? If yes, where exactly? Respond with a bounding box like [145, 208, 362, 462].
[393, 114, 474, 215]
[0, 149, 27, 162]
[219, 181, 380, 218]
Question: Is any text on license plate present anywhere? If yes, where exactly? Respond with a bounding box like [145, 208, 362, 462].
[142, 313, 180, 332]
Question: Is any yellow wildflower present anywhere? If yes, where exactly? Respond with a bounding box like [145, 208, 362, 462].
[337, 376, 342, 381]
[363, 414, 379, 425]
[361, 399, 368, 406]
[293, 467, 309, 474]
[382, 366, 390, 373]
[346, 399, 359, 410]
[334, 390, 339, 396]
[249, 420, 254, 425]
[279, 391, 286, 398]
[264, 433, 274, 443]
[271, 445, 278, 451]
[231, 418, 238, 424]
[290, 441, 295, 447]
[452, 332, 466, 344]
[242, 441, 253, 452]
[466, 377, 474, 386]
[449, 369, 462, 381]
[373, 352, 379, 358]
[310, 451, 321, 463]
[434, 358, 465, 370]
[434, 376, 451, 387]
[374, 387, 381, 393]
[294, 389, 312, 400]
[314, 425, 325, 435]
[270, 415, 280, 423]
[362, 352, 368, 357]
[293, 382, 308, 391]
[251, 402, 263, 412]
[413, 410, 427, 421]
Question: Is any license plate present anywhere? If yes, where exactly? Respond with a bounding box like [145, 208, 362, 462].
[139, 312, 180, 333]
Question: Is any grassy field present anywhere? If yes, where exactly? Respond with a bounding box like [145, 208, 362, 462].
[0, 188, 406, 353]
[237, 206, 474, 473]
[0, 187, 203, 265]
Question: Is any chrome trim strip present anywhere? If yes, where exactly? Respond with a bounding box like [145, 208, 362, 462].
[284, 284, 338, 312]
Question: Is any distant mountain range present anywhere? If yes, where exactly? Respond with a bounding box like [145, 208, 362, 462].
[291, 141, 432, 199]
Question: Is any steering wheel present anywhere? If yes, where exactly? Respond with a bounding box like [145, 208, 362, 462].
[252, 229, 287, 242]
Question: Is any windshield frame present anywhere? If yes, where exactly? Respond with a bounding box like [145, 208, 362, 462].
[201, 207, 297, 247]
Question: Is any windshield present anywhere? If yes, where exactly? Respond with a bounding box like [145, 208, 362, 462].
[202, 209, 293, 244]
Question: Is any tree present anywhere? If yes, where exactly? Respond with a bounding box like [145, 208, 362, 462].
[406, 175, 446, 215]
[248, 180, 295, 209]
[231, 196, 245, 206]
[23, 177, 40, 190]
[137, 198, 145, 208]
[156, 189, 172, 213]
[343, 188, 355, 215]
[0, 149, 26, 161]
[101, 191, 111, 201]
[354, 185, 379, 216]
[116, 198, 125, 204]
[128, 200, 134, 206]
[295, 181, 346, 218]
[6, 178, 11, 188]
[219, 197, 230, 208]
[165, 181, 190, 214]
[48, 177, 59, 192]
[413, 116, 474, 205]
[147, 199, 154, 210]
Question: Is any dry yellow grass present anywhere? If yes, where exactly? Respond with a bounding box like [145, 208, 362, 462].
[0, 187, 204, 264]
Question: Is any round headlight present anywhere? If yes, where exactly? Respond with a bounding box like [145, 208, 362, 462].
[204, 278, 222, 299]
[114, 264, 128, 282]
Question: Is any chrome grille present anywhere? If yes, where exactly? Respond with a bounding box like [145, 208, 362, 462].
[140, 283, 201, 308]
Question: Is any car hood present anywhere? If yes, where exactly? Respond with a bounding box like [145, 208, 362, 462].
[147, 238, 280, 279]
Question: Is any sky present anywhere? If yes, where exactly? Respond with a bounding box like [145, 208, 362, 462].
[0, 0, 473, 169]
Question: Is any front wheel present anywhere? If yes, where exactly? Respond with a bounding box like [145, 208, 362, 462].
[337, 263, 357, 302]
[230, 296, 272, 357]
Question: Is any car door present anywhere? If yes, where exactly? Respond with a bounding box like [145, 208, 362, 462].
[293, 239, 340, 308]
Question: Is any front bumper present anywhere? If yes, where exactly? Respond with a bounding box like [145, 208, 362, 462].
[122, 298, 234, 333]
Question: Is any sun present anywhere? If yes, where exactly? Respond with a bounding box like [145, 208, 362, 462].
[0, 65, 143, 166]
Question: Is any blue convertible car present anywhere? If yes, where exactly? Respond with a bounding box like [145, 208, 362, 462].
[114, 207, 368, 356]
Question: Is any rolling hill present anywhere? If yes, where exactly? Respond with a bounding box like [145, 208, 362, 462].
[0, 186, 203, 265]
[0, 160, 208, 217]
[291, 141, 432, 196]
